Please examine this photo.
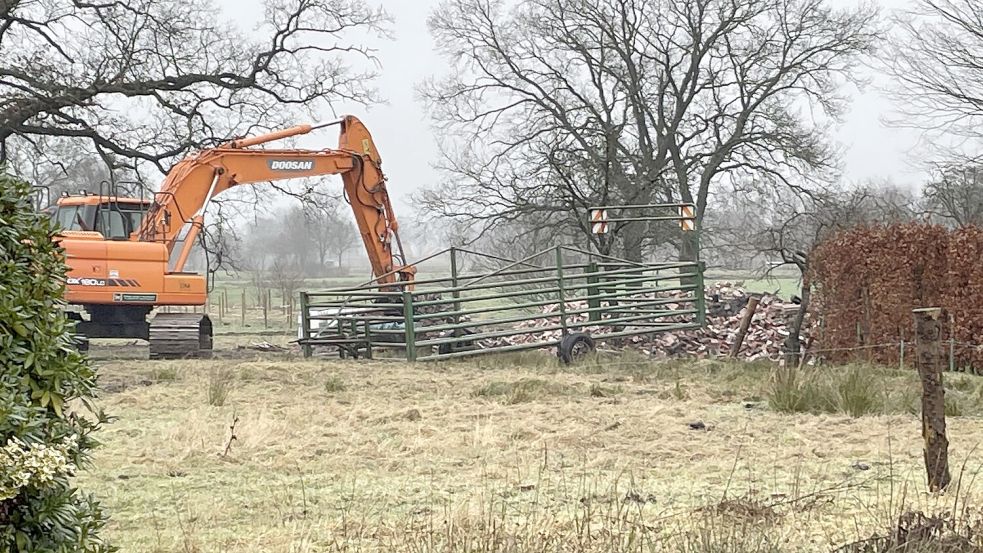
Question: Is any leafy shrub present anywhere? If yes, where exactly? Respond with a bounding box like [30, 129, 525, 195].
[0, 173, 113, 551]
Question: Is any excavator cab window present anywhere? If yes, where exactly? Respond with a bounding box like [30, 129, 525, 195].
[93, 202, 147, 239]
[50, 201, 147, 238]
[52, 204, 97, 232]
[96, 209, 127, 239]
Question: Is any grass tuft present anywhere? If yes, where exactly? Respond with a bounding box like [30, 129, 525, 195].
[834, 365, 884, 417]
[473, 378, 571, 404]
[769, 365, 890, 417]
[149, 366, 180, 383]
[206, 367, 234, 406]
[767, 365, 820, 414]
[589, 383, 622, 398]
[323, 374, 347, 393]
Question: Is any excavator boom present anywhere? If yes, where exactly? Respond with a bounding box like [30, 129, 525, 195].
[141, 116, 413, 284]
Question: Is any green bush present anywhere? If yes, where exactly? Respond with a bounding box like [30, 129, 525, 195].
[0, 173, 113, 551]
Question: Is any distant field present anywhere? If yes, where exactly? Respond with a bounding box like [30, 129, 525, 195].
[77, 347, 983, 552]
[705, 275, 801, 299]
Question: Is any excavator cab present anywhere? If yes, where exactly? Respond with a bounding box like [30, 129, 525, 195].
[48, 194, 151, 240]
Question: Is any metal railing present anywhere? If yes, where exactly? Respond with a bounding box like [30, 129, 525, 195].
[299, 243, 705, 361]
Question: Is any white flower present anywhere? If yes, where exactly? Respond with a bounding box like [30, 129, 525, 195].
[0, 435, 78, 500]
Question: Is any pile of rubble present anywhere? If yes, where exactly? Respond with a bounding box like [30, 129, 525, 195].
[476, 282, 807, 361]
[650, 283, 806, 360]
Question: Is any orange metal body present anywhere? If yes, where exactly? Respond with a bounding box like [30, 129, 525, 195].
[57, 116, 414, 310]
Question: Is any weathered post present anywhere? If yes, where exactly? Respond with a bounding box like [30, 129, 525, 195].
[729, 295, 761, 358]
[913, 307, 951, 492]
[240, 289, 246, 326]
[450, 248, 462, 337]
[299, 293, 312, 358]
[586, 260, 600, 323]
[402, 291, 417, 361]
[555, 246, 568, 335]
[262, 289, 269, 329]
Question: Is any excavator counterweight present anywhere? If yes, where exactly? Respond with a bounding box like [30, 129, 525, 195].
[49, 116, 413, 358]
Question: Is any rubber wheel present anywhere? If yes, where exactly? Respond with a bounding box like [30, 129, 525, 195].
[438, 328, 476, 355]
[557, 332, 595, 365]
[74, 335, 90, 353]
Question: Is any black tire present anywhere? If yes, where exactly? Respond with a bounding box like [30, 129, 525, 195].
[73, 335, 90, 353]
[438, 328, 476, 355]
[557, 332, 595, 365]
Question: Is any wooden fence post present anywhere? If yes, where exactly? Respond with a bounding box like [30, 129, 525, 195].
[729, 295, 761, 358]
[263, 289, 269, 329]
[241, 289, 246, 326]
[913, 307, 951, 492]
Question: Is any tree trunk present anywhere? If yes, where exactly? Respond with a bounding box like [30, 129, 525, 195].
[784, 268, 811, 367]
[678, 230, 699, 287]
[678, 229, 698, 263]
[620, 221, 645, 263]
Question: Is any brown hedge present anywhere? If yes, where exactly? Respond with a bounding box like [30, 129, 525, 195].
[811, 223, 983, 369]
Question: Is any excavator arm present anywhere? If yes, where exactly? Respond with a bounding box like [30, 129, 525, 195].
[139, 116, 414, 286]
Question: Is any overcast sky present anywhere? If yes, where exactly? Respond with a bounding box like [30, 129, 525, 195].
[221, 0, 926, 212]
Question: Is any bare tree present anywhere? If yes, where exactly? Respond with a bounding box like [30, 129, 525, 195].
[421, 0, 878, 262]
[241, 201, 359, 283]
[923, 162, 983, 227]
[302, 204, 358, 272]
[245, 209, 304, 302]
[732, 182, 916, 365]
[884, 0, 983, 226]
[4, 136, 144, 201]
[886, 0, 983, 147]
[1, 0, 389, 176]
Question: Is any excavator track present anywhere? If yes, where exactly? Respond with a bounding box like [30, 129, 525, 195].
[149, 313, 213, 359]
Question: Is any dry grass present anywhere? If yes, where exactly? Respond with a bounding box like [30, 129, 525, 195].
[75, 350, 983, 552]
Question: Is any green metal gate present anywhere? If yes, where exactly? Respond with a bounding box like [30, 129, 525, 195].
[298, 244, 704, 361]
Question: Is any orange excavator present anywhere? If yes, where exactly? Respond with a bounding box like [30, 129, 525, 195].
[48, 116, 415, 358]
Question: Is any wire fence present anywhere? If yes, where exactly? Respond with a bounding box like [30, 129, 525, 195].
[784, 338, 983, 373]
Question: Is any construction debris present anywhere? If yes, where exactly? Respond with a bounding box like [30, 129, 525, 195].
[477, 282, 808, 362]
[647, 282, 808, 361]
[239, 341, 287, 352]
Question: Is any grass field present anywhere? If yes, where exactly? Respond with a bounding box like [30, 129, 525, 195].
[75, 346, 983, 552]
